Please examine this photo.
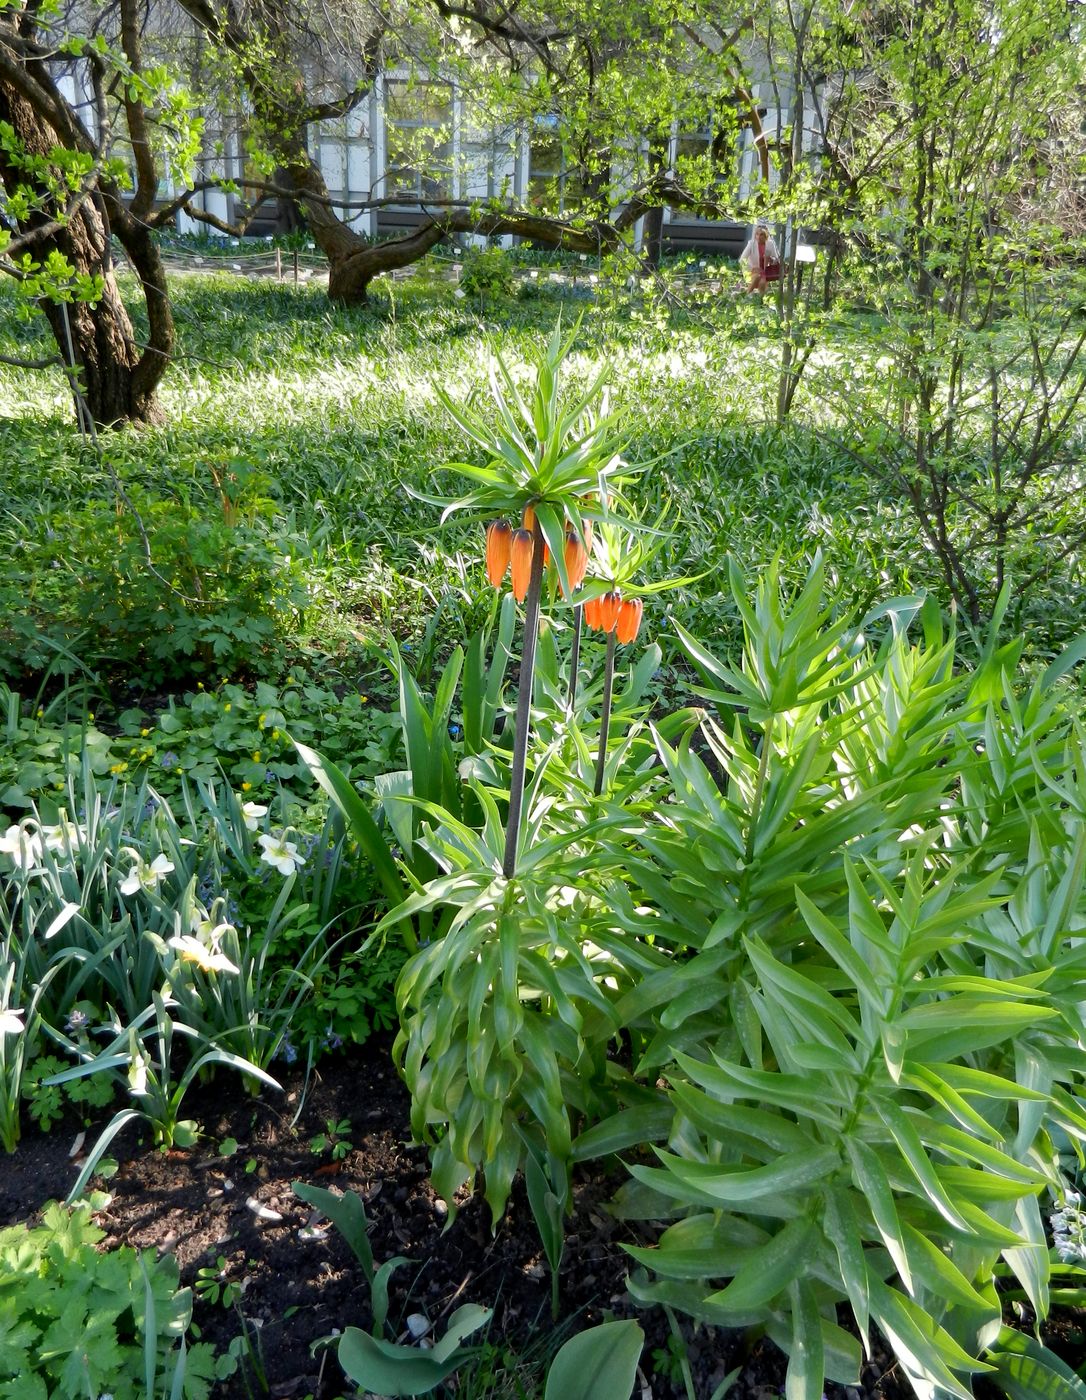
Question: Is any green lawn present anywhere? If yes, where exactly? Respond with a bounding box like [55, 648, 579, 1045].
[0, 269, 938, 700]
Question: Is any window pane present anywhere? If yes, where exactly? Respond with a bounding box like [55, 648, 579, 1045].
[528, 128, 585, 213]
[385, 78, 452, 198]
[386, 80, 451, 126]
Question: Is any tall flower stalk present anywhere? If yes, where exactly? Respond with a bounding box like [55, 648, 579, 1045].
[567, 605, 584, 711]
[593, 628, 618, 797]
[503, 517, 546, 876]
[578, 507, 689, 797]
[420, 320, 640, 875]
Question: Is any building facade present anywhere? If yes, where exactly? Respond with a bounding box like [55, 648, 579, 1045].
[175, 70, 818, 257]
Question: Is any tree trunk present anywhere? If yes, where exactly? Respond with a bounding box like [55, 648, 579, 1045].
[641, 206, 665, 269]
[279, 131, 612, 306]
[327, 222, 449, 303]
[0, 85, 165, 428]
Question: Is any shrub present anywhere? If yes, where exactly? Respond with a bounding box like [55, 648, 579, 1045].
[594, 560, 1086, 1398]
[458, 246, 516, 300]
[0, 488, 311, 686]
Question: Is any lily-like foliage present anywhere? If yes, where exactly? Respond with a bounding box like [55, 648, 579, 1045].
[577, 502, 681, 605]
[584, 558, 1086, 1400]
[382, 775, 631, 1224]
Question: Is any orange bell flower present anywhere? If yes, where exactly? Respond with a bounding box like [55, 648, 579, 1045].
[583, 594, 600, 630]
[485, 520, 512, 587]
[510, 528, 535, 601]
[563, 530, 588, 591]
[616, 597, 643, 644]
[597, 591, 621, 633]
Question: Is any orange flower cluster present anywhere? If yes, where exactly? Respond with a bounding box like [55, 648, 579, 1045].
[584, 591, 643, 643]
[486, 520, 536, 601]
[485, 508, 594, 603]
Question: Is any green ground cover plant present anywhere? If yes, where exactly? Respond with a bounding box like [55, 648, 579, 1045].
[0, 676, 400, 812]
[0, 1199, 222, 1399]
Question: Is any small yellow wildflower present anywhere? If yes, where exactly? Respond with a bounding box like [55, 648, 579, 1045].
[197, 682, 204, 689]
[258, 713, 266, 728]
[271, 729, 279, 741]
[241, 781, 252, 791]
[224, 703, 232, 712]
[252, 751, 261, 762]
[140, 728, 150, 737]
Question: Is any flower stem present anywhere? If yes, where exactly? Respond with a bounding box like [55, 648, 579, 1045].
[567, 605, 583, 711]
[593, 628, 617, 797]
[503, 521, 547, 878]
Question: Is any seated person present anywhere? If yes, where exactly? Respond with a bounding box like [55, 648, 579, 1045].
[739, 222, 781, 293]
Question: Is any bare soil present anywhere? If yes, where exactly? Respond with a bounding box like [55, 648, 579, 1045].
[0, 1040, 921, 1399]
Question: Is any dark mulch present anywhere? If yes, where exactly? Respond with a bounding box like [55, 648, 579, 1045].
[1, 1040, 912, 1399]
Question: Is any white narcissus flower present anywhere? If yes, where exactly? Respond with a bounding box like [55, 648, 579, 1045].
[0, 1009, 25, 1036]
[0, 824, 42, 870]
[258, 832, 305, 876]
[128, 1049, 150, 1098]
[241, 799, 268, 832]
[169, 932, 239, 975]
[119, 851, 175, 897]
[41, 815, 83, 856]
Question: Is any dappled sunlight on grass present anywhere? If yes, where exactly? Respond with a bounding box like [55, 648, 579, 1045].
[3, 269, 1084, 693]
